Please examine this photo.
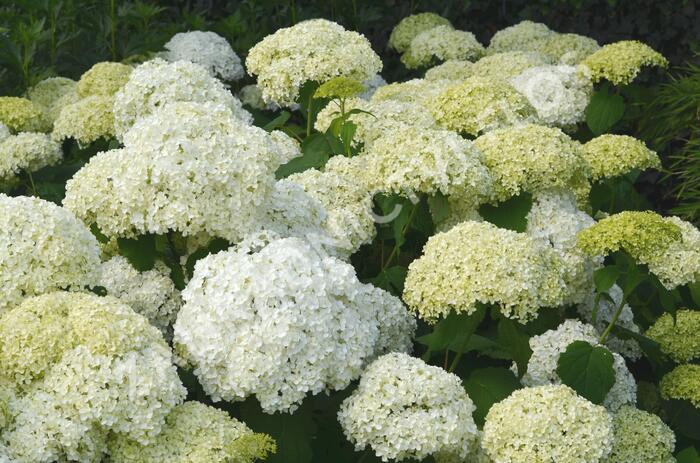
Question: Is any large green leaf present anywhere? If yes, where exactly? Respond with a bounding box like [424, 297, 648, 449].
[479, 193, 532, 232]
[117, 234, 156, 271]
[427, 192, 450, 224]
[463, 367, 521, 426]
[593, 266, 621, 292]
[497, 318, 532, 378]
[417, 307, 485, 352]
[586, 85, 626, 135]
[677, 447, 700, 463]
[275, 133, 331, 178]
[556, 340, 615, 404]
[665, 399, 700, 440]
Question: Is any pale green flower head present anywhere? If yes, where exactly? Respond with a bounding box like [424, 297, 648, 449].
[539, 33, 601, 65]
[425, 60, 473, 81]
[473, 124, 591, 202]
[487, 20, 555, 54]
[583, 134, 660, 181]
[582, 40, 668, 85]
[0, 132, 62, 181]
[0, 96, 49, 133]
[52, 94, 116, 145]
[647, 310, 700, 363]
[603, 405, 675, 463]
[77, 61, 133, 98]
[471, 50, 551, 80]
[389, 12, 452, 53]
[371, 78, 452, 107]
[108, 401, 276, 463]
[401, 26, 484, 70]
[27, 76, 78, 123]
[428, 76, 536, 136]
[403, 220, 568, 322]
[314, 76, 365, 99]
[660, 364, 700, 408]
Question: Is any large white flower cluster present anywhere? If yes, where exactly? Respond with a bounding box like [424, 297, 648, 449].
[401, 25, 484, 69]
[246, 19, 382, 105]
[0, 194, 101, 314]
[518, 319, 637, 411]
[338, 353, 478, 462]
[482, 385, 614, 463]
[173, 233, 415, 413]
[0, 292, 185, 463]
[64, 101, 298, 241]
[113, 58, 251, 139]
[162, 31, 244, 81]
[0, 132, 62, 181]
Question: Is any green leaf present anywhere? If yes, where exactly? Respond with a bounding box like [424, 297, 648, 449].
[117, 234, 156, 271]
[263, 110, 291, 132]
[556, 340, 615, 404]
[665, 399, 700, 440]
[689, 281, 700, 306]
[453, 334, 511, 359]
[593, 266, 621, 292]
[184, 238, 230, 279]
[275, 133, 331, 178]
[417, 307, 485, 352]
[89, 223, 109, 244]
[676, 447, 700, 463]
[586, 85, 626, 135]
[368, 266, 407, 295]
[479, 192, 533, 232]
[497, 318, 532, 378]
[463, 368, 521, 426]
[427, 192, 450, 224]
[611, 325, 669, 370]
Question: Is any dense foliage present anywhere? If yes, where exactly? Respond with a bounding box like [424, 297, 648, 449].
[1, 3, 700, 463]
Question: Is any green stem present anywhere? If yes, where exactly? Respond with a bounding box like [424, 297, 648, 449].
[109, 0, 117, 61]
[598, 293, 627, 343]
[290, 0, 297, 24]
[25, 170, 38, 196]
[448, 335, 470, 372]
[306, 92, 313, 137]
[380, 203, 418, 271]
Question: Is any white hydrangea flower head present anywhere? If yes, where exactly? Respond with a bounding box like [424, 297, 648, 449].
[482, 385, 614, 463]
[429, 77, 537, 136]
[315, 97, 438, 149]
[0, 132, 62, 181]
[0, 194, 101, 314]
[51, 94, 116, 145]
[401, 26, 485, 70]
[603, 405, 675, 463]
[362, 126, 493, 199]
[27, 76, 78, 123]
[403, 220, 568, 323]
[0, 292, 185, 463]
[246, 19, 382, 106]
[338, 353, 478, 462]
[64, 102, 296, 241]
[163, 30, 244, 81]
[389, 13, 452, 53]
[473, 124, 591, 203]
[539, 33, 601, 65]
[113, 58, 251, 140]
[511, 65, 592, 126]
[425, 60, 473, 81]
[371, 78, 453, 108]
[487, 20, 555, 54]
[287, 159, 377, 255]
[577, 285, 643, 360]
[526, 189, 601, 305]
[0, 123, 10, 143]
[98, 256, 182, 338]
[470, 50, 552, 80]
[107, 401, 276, 463]
[358, 73, 387, 100]
[76, 62, 132, 98]
[173, 234, 415, 413]
[519, 319, 637, 412]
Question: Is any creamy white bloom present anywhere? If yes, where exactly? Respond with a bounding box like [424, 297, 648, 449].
[487, 20, 555, 54]
[163, 31, 244, 81]
[64, 102, 297, 241]
[401, 26, 484, 69]
[0, 132, 62, 181]
[518, 319, 637, 411]
[359, 74, 387, 100]
[113, 58, 251, 140]
[0, 194, 101, 314]
[246, 19, 382, 106]
[173, 235, 415, 413]
[99, 256, 182, 337]
[338, 353, 478, 462]
[482, 385, 613, 463]
[511, 65, 592, 126]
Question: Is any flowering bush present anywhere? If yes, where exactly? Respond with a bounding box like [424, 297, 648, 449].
[0, 10, 698, 463]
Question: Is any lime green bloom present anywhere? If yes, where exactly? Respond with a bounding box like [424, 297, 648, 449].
[660, 364, 700, 408]
[108, 401, 275, 463]
[647, 310, 700, 363]
[0, 97, 49, 133]
[389, 13, 452, 53]
[583, 134, 660, 181]
[77, 61, 133, 97]
[428, 77, 536, 136]
[314, 76, 365, 99]
[603, 405, 675, 463]
[582, 40, 667, 85]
